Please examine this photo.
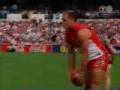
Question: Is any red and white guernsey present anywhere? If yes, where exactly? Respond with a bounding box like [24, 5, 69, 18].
[65, 22, 110, 61]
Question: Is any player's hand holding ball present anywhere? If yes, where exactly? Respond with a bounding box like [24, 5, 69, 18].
[69, 69, 84, 86]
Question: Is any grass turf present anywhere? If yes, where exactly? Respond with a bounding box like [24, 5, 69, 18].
[0, 53, 119, 90]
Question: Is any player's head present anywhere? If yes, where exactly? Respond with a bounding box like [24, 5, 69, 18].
[63, 10, 78, 28]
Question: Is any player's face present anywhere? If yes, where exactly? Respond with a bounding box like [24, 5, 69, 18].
[62, 13, 72, 28]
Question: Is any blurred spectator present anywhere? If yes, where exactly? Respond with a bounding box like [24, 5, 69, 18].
[11, 4, 18, 13]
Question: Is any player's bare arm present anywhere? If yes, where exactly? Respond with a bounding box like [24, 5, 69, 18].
[77, 28, 91, 71]
[67, 44, 76, 72]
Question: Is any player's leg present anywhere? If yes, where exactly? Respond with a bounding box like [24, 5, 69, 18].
[104, 64, 112, 90]
[85, 59, 108, 90]
[85, 68, 105, 90]
[104, 54, 113, 90]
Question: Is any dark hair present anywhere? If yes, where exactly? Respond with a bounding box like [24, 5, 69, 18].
[63, 10, 78, 21]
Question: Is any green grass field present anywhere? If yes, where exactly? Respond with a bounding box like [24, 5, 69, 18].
[0, 53, 119, 90]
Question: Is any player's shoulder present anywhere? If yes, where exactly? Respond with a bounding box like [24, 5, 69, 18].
[72, 22, 89, 30]
[73, 22, 88, 27]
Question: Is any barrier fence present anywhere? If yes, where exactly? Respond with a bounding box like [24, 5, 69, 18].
[0, 43, 119, 54]
[0, 44, 67, 53]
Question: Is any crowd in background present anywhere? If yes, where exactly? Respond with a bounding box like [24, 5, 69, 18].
[87, 19, 120, 44]
[0, 19, 120, 46]
[0, 20, 64, 45]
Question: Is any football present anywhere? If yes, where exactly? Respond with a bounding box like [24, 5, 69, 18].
[70, 70, 84, 86]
